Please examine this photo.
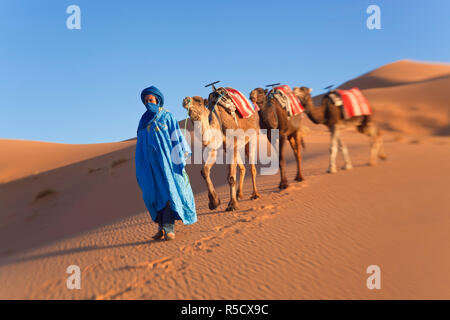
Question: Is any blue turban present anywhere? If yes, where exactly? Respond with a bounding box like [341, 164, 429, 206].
[140, 86, 164, 107]
[138, 86, 165, 130]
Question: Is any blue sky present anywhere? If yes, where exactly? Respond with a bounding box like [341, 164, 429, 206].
[1, 0, 449, 144]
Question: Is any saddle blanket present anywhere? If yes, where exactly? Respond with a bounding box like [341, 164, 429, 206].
[337, 87, 372, 119]
[270, 85, 304, 117]
[223, 87, 259, 118]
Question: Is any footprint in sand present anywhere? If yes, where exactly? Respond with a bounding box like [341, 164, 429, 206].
[88, 167, 102, 174]
[117, 256, 174, 272]
[179, 235, 221, 255]
[33, 188, 58, 203]
[111, 158, 129, 168]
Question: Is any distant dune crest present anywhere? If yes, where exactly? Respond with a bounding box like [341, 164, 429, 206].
[339, 60, 450, 90]
[310, 60, 450, 137]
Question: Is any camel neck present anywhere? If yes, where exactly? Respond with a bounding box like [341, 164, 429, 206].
[208, 107, 222, 131]
[303, 97, 326, 124]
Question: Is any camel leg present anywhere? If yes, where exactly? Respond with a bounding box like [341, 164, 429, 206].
[236, 158, 245, 200]
[249, 163, 260, 199]
[366, 124, 383, 166]
[246, 142, 260, 199]
[266, 128, 272, 145]
[289, 131, 305, 181]
[201, 149, 221, 210]
[338, 135, 353, 170]
[327, 126, 339, 173]
[279, 135, 289, 189]
[226, 144, 239, 211]
[377, 128, 387, 160]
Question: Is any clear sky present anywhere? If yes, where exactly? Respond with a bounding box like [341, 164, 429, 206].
[1, 0, 449, 144]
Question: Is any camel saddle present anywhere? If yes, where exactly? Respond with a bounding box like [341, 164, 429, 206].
[212, 87, 259, 119]
[326, 87, 372, 119]
[269, 85, 304, 117]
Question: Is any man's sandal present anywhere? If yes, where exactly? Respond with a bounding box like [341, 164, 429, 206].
[165, 232, 175, 241]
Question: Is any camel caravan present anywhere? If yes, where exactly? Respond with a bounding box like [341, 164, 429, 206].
[183, 82, 386, 211]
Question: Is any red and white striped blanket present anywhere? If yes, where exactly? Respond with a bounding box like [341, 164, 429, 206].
[337, 88, 372, 119]
[269, 85, 304, 116]
[223, 87, 259, 118]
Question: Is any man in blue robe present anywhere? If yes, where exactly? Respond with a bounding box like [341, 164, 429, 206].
[135, 86, 196, 241]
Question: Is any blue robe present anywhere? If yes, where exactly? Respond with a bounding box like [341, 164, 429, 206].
[135, 108, 197, 225]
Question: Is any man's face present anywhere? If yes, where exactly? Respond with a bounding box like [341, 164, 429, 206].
[144, 94, 158, 105]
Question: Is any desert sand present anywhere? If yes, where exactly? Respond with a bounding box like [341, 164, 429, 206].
[0, 60, 449, 299]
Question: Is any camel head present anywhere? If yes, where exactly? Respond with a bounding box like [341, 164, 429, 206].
[182, 96, 216, 146]
[250, 87, 281, 129]
[293, 86, 327, 125]
[293, 87, 313, 107]
[249, 88, 268, 109]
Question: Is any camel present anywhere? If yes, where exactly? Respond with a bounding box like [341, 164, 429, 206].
[249, 88, 305, 190]
[182, 92, 261, 211]
[292, 87, 387, 173]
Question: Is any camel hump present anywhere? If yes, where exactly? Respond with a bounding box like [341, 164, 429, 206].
[325, 90, 344, 107]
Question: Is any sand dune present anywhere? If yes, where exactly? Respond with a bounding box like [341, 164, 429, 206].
[339, 59, 450, 90]
[310, 60, 450, 137]
[0, 139, 136, 184]
[365, 75, 450, 136]
[1, 131, 449, 299]
[0, 60, 449, 299]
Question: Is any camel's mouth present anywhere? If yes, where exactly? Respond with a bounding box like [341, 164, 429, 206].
[187, 113, 201, 122]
